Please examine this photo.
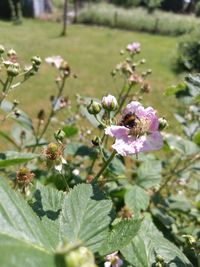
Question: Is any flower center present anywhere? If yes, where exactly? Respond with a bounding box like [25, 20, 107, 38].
[121, 112, 150, 137]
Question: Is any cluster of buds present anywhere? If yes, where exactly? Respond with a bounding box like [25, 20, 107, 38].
[111, 42, 152, 91]
[1, 48, 20, 77]
[16, 167, 34, 186]
[87, 95, 118, 116]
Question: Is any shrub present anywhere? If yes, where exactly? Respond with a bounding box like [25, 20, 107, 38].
[175, 30, 200, 72]
[195, 1, 200, 17]
[78, 3, 200, 36]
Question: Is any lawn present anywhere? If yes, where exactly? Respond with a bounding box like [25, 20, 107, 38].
[0, 19, 182, 130]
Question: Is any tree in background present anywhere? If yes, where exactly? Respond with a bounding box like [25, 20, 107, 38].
[61, 0, 68, 36]
[8, 0, 23, 23]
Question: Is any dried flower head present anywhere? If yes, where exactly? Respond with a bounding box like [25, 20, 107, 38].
[16, 167, 34, 185]
[44, 142, 62, 161]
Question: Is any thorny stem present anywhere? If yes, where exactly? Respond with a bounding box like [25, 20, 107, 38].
[93, 150, 117, 182]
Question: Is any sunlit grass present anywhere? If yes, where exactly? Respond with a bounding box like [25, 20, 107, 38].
[0, 19, 182, 132]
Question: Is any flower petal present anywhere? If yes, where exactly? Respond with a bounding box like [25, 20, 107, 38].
[104, 261, 111, 267]
[105, 126, 129, 139]
[139, 132, 163, 152]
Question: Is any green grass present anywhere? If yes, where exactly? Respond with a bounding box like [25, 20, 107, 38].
[0, 19, 182, 131]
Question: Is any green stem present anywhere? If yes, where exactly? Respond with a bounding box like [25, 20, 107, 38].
[0, 76, 13, 106]
[93, 150, 117, 182]
[114, 84, 132, 116]
[32, 77, 66, 152]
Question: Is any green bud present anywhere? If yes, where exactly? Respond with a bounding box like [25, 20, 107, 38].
[7, 48, 16, 57]
[0, 45, 5, 54]
[31, 56, 42, 66]
[87, 100, 101, 115]
[158, 117, 168, 131]
[7, 65, 19, 77]
[54, 129, 66, 143]
[156, 255, 164, 263]
[111, 69, 117, 76]
[65, 247, 97, 267]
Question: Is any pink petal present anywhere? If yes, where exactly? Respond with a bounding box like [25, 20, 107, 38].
[105, 126, 129, 139]
[104, 261, 111, 267]
[139, 132, 163, 152]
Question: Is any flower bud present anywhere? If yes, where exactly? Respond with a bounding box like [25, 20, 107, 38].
[7, 64, 19, 77]
[7, 48, 16, 57]
[65, 247, 97, 267]
[31, 56, 42, 66]
[0, 45, 5, 54]
[92, 136, 101, 146]
[101, 94, 118, 111]
[54, 129, 66, 143]
[158, 117, 168, 131]
[37, 109, 45, 122]
[87, 100, 101, 115]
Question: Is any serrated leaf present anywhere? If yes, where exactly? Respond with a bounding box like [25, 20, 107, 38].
[59, 184, 112, 252]
[0, 177, 56, 267]
[136, 159, 162, 189]
[0, 151, 39, 167]
[125, 185, 150, 215]
[121, 217, 193, 267]
[99, 218, 142, 255]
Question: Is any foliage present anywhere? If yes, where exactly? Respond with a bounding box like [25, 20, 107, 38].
[175, 30, 200, 72]
[0, 38, 199, 267]
[195, 1, 200, 17]
[78, 3, 200, 36]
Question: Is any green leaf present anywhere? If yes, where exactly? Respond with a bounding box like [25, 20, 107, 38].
[0, 130, 20, 149]
[31, 183, 65, 246]
[136, 158, 162, 189]
[164, 133, 199, 155]
[0, 177, 56, 267]
[59, 184, 112, 252]
[125, 185, 150, 215]
[99, 218, 142, 255]
[193, 131, 200, 146]
[1, 100, 33, 131]
[165, 83, 186, 96]
[0, 151, 39, 168]
[121, 217, 193, 267]
[62, 125, 78, 138]
[64, 142, 97, 158]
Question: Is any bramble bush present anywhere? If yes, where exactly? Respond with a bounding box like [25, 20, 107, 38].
[0, 42, 200, 267]
[175, 30, 200, 72]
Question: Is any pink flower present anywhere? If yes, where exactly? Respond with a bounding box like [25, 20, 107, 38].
[45, 55, 64, 69]
[104, 252, 123, 267]
[105, 101, 163, 156]
[126, 42, 140, 53]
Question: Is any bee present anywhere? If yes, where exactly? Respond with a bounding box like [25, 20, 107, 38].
[120, 112, 141, 129]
